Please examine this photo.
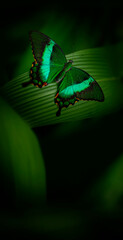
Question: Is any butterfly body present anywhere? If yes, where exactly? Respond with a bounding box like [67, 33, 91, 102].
[22, 31, 104, 116]
[54, 60, 73, 83]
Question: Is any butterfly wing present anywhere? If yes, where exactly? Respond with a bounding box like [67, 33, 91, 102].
[29, 31, 67, 84]
[55, 67, 104, 116]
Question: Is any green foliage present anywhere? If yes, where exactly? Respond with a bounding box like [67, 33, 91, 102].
[91, 153, 123, 211]
[1, 5, 123, 239]
[0, 96, 46, 207]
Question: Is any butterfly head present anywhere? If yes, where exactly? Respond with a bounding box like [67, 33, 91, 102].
[68, 60, 73, 64]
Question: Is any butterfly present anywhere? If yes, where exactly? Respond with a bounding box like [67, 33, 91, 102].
[22, 31, 104, 116]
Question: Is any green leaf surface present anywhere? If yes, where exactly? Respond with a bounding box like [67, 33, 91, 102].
[0, 96, 46, 206]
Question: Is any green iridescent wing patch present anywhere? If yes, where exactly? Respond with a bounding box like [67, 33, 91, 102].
[55, 67, 104, 116]
[22, 31, 66, 87]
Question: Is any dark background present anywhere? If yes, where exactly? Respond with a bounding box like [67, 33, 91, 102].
[0, 2, 123, 239]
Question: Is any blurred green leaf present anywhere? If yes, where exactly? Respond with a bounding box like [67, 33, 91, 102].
[90, 153, 123, 211]
[0, 96, 46, 207]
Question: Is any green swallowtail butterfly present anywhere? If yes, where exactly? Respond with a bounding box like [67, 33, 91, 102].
[23, 31, 104, 116]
